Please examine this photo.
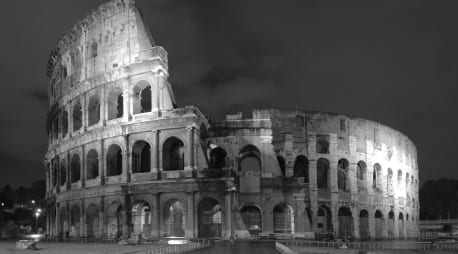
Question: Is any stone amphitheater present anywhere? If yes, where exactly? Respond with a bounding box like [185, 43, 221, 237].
[44, 0, 419, 240]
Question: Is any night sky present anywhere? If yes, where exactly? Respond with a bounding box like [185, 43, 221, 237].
[1, 0, 457, 187]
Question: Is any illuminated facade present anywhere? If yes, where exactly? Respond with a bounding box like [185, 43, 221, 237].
[44, 0, 419, 240]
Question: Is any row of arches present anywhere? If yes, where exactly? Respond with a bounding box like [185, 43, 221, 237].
[51, 137, 185, 187]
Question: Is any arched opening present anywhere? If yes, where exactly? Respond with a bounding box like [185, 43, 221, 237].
[399, 212, 404, 238]
[86, 149, 99, 180]
[163, 199, 186, 237]
[209, 147, 227, 169]
[397, 170, 403, 184]
[317, 158, 329, 189]
[240, 205, 262, 235]
[198, 198, 222, 238]
[70, 154, 80, 183]
[338, 159, 349, 191]
[133, 81, 152, 114]
[359, 209, 369, 240]
[51, 158, 58, 187]
[88, 94, 101, 126]
[106, 144, 123, 176]
[162, 137, 184, 171]
[373, 163, 382, 190]
[60, 160, 67, 186]
[317, 206, 332, 233]
[388, 211, 395, 238]
[70, 205, 80, 237]
[277, 156, 286, 176]
[375, 210, 384, 239]
[293, 155, 309, 183]
[107, 202, 124, 239]
[338, 207, 353, 239]
[387, 168, 393, 195]
[316, 135, 330, 154]
[62, 110, 68, 136]
[239, 145, 261, 175]
[108, 88, 124, 120]
[273, 203, 294, 234]
[86, 204, 100, 238]
[132, 201, 151, 238]
[132, 140, 151, 173]
[59, 207, 67, 235]
[72, 102, 82, 131]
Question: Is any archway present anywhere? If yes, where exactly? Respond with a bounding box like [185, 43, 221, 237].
[70, 154, 80, 183]
[132, 140, 151, 173]
[107, 202, 124, 239]
[88, 94, 101, 126]
[273, 203, 294, 234]
[72, 102, 82, 131]
[317, 206, 332, 233]
[198, 198, 222, 238]
[388, 211, 395, 238]
[338, 207, 353, 239]
[277, 156, 286, 176]
[163, 199, 186, 237]
[359, 209, 369, 239]
[375, 210, 384, 239]
[162, 137, 184, 171]
[239, 145, 261, 175]
[398, 212, 404, 238]
[107, 88, 123, 120]
[373, 163, 382, 190]
[86, 204, 100, 238]
[338, 159, 349, 191]
[133, 81, 152, 114]
[132, 201, 151, 238]
[106, 144, 122, 176]
[86, 149, 99, 180]
[240, 205, 262, 235]
[60, 207, 68, 235]
[317, 158, 329, 189]
[70, 205, 80, 237]
[293, 155, 309, 183]
[209, 147, 227, 169]
[60, 160, 67, 186]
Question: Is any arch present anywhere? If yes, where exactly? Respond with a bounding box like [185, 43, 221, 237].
[88, 94, 101, 126]
[316, 135, 330, 154]
[317, 206, 332, 233]
[240, 205, 262, 235]
[91, 42, 98, 58]
[397, 169, 403, 183]
[359, 209, 369, 240]
[132, 201, 152, 238]
[72, 102, 82, 131]
[293, 155, 309, 183]
[239, 145, 261, 175]
[387, 168, 394, 195]
[60, 160, 67, 186]
[277, 156, 286, 176]
[338, 159, 349, 191]
[52, 158, 59, 187]
[70, 154, 81, 183]
[86, 204, 100, 237]
[163, 199, 186, 237]
[398, 212, 404, 238]
[338, 207, 353, 239]
[317, 158, 329, 189]
[373, 163, 382, 189]
[107, 88, 124, 120]
[106, 144, 123, 176]
[374, 210, 384, 239]
[273, 203, 294, 234]
[59, 206, 68, 234]
[198, 198, 222, 238]
[209, 147, 227, 169]
[388, 211, 395, 238]
[133, 81, 152, 114]
[132, 140, 151, 173]
[62, 110, 68, 136]
[357, 161, 366, 181]
[70, 205, 80, 237]
[107, 202, 124, 239]
[162, 137, 184, 171]
[86, 149, 99, 180]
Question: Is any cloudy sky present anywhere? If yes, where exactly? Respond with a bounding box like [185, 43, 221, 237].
[0, 0, 457, 187]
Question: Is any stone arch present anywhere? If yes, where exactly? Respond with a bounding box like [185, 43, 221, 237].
[398, 212, 404, 238]
[72, 102, 82, 131]
[86, 149, 99, 180]
[133, 81, 151, 114]
[293, 155, 309, 183]
[375, 210, 384, 239]
[163, 199, 186, 237]
[240, 205, 262, 236]
[373, 163, 382, 189]
[132, 140, 151, 173]
[397, 169, 403, 183]
[107, 202, 124, 239]
[239, 145, 261, 175]
[338, 159, 349, 191]
[277, 156, 286, 176]
[317, 158, 329, 189]
[60, 159, 67, 186]
[209, 147, 227, 169]
[107, 87, 124, 120]
[356, 161, 367, 191]
[162, 137, 184, 171]
[86, 204, 100, 237]
[388, 211, 395, 238]
[317, 205, 332, 233]
[338, 207, 353, 238]
[70, 205, 80, 237]
[132, 201, 152, 238]
[359, 209, 369, 239]
[88, 94, 101, 126]
[198, 198, 222, 238]
[273, 203, 294, 234]
[70, 154, 81, 183]
[106, 144, 123, 176]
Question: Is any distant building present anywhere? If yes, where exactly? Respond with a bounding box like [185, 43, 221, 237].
[44, 0, 420, 240]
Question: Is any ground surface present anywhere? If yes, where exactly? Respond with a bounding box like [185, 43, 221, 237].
[187, 240, 277, 254]
[0, 241, 167, 254]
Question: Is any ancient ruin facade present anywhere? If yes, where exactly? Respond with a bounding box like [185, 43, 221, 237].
[44, 0, 420, 240]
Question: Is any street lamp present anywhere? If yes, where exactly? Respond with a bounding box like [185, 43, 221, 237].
[35, 209, 42, 233]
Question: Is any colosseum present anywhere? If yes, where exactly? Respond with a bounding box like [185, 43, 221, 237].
[44, 0, 420, 240]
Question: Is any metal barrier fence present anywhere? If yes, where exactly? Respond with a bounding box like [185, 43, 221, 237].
[139, 240, 212, 254]
[42, 236, 116, 243]
[278, 240, 458, 252]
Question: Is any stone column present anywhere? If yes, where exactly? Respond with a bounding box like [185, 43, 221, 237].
[80, 200, 85, 237]
[81, 146, 86, 188]
[224, 191, 232, 239]
[152, 72, 160, 112]
[352, 206, 360, 239]
[123, 80, 131, 122]
[186, 192, 195, 238]
[99, 197, 105, 237]
[45, 170, 50, 194]
[122, 135, 130, 182]
[56, 159, 60, 193]
[151, 130, 159, 180]
[294, 195, 306, 236]
[69, 101, 74, 135]
[185, 126, 194, 177]
[66, 152, 71, 191]
[151, 194, 160, 238]
[101, 85, 106, 126]
[55, 203, 60, 234]
[82, 92, 87, 131]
